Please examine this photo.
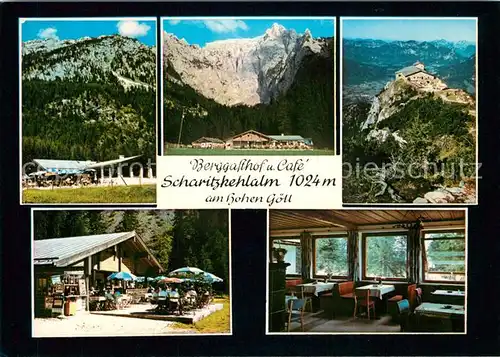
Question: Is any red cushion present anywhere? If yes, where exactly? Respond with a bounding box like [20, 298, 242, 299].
[338, 281, 355, 296]
[285, 279, 302, 288]
[388, 295, 403, 302]
[341, 293, 355, 299]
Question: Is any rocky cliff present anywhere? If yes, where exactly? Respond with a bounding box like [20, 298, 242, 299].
[343, 70, 476, 204]
[163, 23, 330, 106]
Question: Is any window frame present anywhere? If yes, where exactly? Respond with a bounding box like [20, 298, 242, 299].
[270, 236, 302, 277]
[421, 229, 466, 284]
[312, 235, 349, 279]
[362, 231, 409, 281]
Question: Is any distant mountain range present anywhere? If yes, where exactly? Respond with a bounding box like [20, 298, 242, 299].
[343, 39, 476, 100]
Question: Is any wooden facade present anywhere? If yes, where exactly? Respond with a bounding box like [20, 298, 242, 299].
[225, 130, 272, 149]
[192, 137, 225, 149]
[34, 232, 163, 316]
[225, 130, 312, 150]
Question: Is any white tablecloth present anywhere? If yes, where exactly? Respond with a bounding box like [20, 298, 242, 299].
[432, 289, 465, 297]
[297, 282, 335, 296]
[356, 284, 395, 299]
[415, 302, 465, 318]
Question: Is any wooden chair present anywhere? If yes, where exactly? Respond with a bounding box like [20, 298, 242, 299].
[354, 289, 376, 319]
[388, 283, 416, 321]
[297, 284, 314, 313]
[286, 298, 306, 332]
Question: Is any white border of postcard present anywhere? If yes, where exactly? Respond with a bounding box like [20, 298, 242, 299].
[19, 17, 159, 206]
[265, 207, 468, 335]
[31, 207, 233, 337]
[160, 16, 337, 156]
[339, 17, 479, 206]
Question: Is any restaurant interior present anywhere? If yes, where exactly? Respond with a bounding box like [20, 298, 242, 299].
[268, 209, 466, 333]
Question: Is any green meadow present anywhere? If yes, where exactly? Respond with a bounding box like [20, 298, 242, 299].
[23, 185, 156, 204]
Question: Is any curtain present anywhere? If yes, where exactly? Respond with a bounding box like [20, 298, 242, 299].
[347, 230, 359, 282]
[406, 221, 422, 284]
[300, 232, 312, 281]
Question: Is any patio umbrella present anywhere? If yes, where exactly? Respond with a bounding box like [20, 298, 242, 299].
[107, 272, 137, 281]
[159, 277, 184, 284]
[169, 266, 205, 275]
[154, 275, 168, 281]
[203, 272, 223, 283]
[170, 267, 223, 284]
[136, 276, 155, 283]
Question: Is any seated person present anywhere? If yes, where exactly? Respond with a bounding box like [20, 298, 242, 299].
[158, 288, 168, 299]
[168, 289, 180, 299]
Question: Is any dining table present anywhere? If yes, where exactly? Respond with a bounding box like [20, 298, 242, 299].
[431, 289, 465, 297]
[296, 282, 336, 296]
[356, 284, 396, 299]
[415, 302, 465, 332]
[415, 302, 465, 318]
[430, 289, 465, 305]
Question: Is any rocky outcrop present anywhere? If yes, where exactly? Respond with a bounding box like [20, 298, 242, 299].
[413, 186, 476, 204]
[163, 23, 330, 106]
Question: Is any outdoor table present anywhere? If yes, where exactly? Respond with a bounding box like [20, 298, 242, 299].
[89, 296, 106, 311]
[296, 282, 335, 296]
[356, 284, 395, 299]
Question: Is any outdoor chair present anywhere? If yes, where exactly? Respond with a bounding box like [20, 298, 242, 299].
[286, 298, 307, 332]
[354, 289, 376, 319]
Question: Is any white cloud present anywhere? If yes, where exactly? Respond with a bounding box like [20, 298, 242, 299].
[203, 19, 249, 33]
[169, 19, 181, 25]
[37, 27, 59, 40]
[117, 20, 151, 38]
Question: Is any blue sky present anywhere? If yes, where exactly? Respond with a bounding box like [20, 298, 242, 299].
[21, 19, 156, 46]
[163, 18, 335, 47]
[342, 19, 476, 43]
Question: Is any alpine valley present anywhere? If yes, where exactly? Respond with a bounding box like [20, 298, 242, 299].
[22, 35, 157, 164]
[342, 38, 477, 204]
[163, 23, 335, 150]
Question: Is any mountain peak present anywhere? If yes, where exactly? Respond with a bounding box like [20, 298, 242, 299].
[265, 23, 287, 37]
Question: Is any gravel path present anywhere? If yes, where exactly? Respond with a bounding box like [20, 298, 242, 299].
[33, 313, 195, 337]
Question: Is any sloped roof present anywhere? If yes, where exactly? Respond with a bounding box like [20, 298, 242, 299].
[268, 135, 305, 142]
[33, 231, 163, 270]
[33, 156, 143, 173]
[192, 137, 225, 144]
[396, 65, 436, 79]
[34, 159, 96, 172]
[84, 155, 142, 169]
[229, 130, 272, 141]
[396, 65, 424, 77]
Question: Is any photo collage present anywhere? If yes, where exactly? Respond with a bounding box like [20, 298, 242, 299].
[19, 16, 475, 337]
